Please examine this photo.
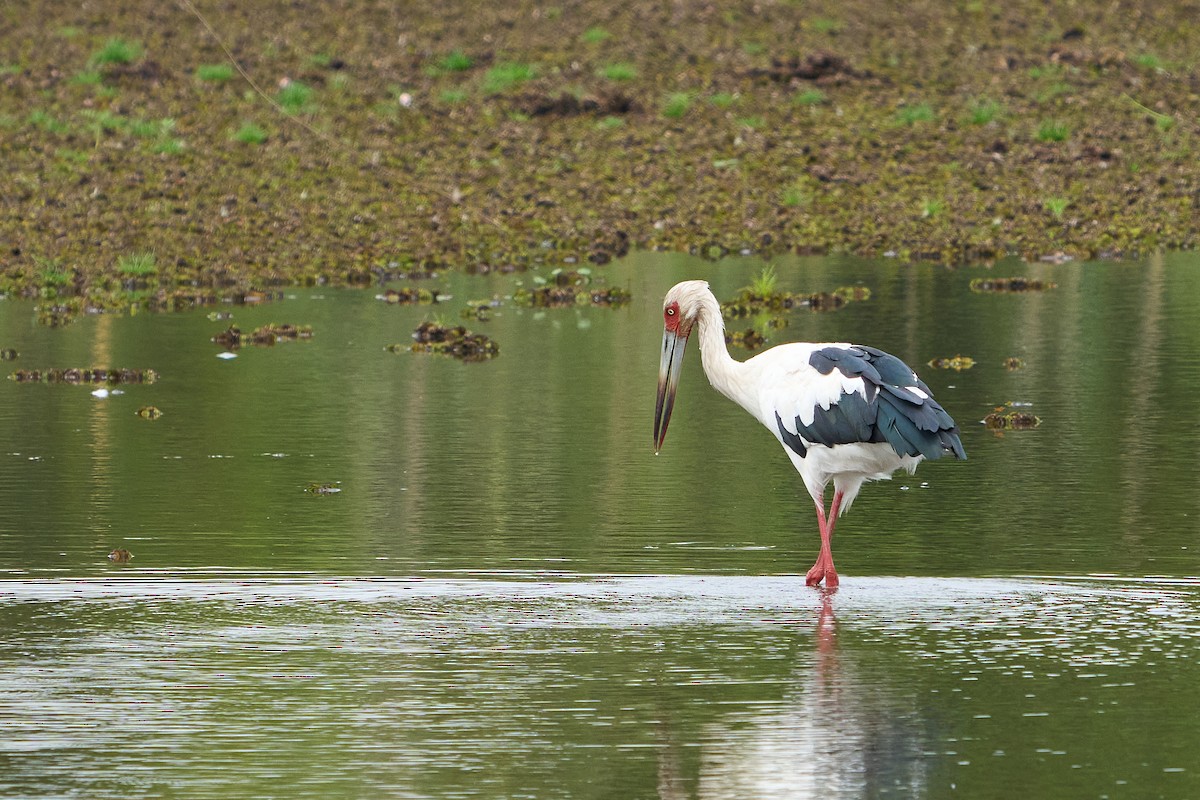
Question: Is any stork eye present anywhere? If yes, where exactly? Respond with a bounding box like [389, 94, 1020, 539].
[666, 308, 675, 316]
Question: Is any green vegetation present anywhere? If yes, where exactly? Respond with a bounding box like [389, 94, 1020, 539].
[89, 38, 142, 67]
[117, 252, 157, 276]
[196, 63, 234, 81]
[1037, 119, 1070, 142]
[896, 103, 935, 125]
[482, 62, 536, 93]
[737, 116, 764, 129]
[439, 50, 473, 72]
[580, 26, 611, 44]
[662, 92, 693, 119]
[794, 88, 826, 106]
[780, 180, 813, 208]
[1044, 197, 1070, 217]
[810, 17, 842, 34]
[920, 199, 945, 219]
[439, 88, 468, 104]
[967, 98, 1001, 124]
[70, 70, 104, 86]
[277, 81, 315, 113]
[1133, 53, 1163, 69]
[748, 265, 778, 297]
[232, 122, 268, 144]
[599, 62, 637, 81]
[709, 92, 737, 108]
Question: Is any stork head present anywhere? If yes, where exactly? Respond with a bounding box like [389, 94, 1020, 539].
[654, 280, 709, 453]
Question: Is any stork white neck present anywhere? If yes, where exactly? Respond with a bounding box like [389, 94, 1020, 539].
[689, 288, 756, 415]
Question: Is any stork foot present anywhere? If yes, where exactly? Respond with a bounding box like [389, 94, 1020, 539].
[806, 552, 839, 588]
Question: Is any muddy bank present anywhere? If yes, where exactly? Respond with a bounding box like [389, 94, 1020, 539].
[1, 0, 1197, 298]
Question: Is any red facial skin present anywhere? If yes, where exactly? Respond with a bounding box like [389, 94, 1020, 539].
[663, 301, 692, 337]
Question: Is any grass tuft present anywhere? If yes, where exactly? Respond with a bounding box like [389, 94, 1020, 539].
[1037, 119, 1069, 142]
[117, 252, 157, 276]
[483, 62, 536, 93]
[599, 62, 637, 81]
[90, 38, 142, 67]
[662, 92, 693, 119]
[232, 122, 268, 144]
[196, 63, 234, 82]
[277, 81, 315, 113]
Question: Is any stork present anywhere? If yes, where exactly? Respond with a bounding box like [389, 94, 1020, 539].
[653, 280, 966, 588]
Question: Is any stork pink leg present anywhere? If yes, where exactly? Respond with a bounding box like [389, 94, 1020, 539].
[805, 490, 845, 588]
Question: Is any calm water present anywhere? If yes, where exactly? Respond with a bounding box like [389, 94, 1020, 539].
[1, 251, 1199, 798]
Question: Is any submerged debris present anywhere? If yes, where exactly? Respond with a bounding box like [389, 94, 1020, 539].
[406, 321, 499, 361]
[136, 406, 163, 420]
[377, 287, 442, 304]
[9, 368, 159, 384]
[1003, 357, 1027, 371]
[304, 482, 342, 495]
[107, 548, 133, 563]
[927, 355, 976, 371]
[212, 324, 313, 349]
[969, 277, 1058, 293]
[0, 349, 17, 361]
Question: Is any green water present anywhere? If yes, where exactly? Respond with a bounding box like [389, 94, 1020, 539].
[1, 252, 1198, 798]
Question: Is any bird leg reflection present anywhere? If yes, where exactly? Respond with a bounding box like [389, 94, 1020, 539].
[806, 490, 844, 589]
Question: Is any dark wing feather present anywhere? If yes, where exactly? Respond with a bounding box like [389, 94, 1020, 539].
[779, 345, 966, 461]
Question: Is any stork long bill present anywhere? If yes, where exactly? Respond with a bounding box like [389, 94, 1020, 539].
[654, 329, 688, 453]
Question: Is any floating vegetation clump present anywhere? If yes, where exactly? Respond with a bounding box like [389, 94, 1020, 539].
[377, 287, 441, 304]
[721, 267, 866, 318]
[107, 548, 133, 562]
[726, 329, 767, 351]
[0, 349, 17, 360]
[513, 285, 631, 307]
[512, 270, 630, 307]
[212, 324, 313, 349]
[407, 321, 499, 362]
[460, 297, 501, 321]
[1004, 357, 1026, 371]
[9, 368, 159, 384]
[136, 405, 163, 419]
[983, 406, 1042, 430]
[927, 355, 976, 371]
[304, 482, 342, 495]
[969, 277, 1058, 293]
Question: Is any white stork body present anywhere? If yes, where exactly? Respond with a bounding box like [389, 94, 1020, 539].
[654, 280, 965, 588]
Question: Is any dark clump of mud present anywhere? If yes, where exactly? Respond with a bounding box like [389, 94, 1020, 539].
[407, 321, 499, 362]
